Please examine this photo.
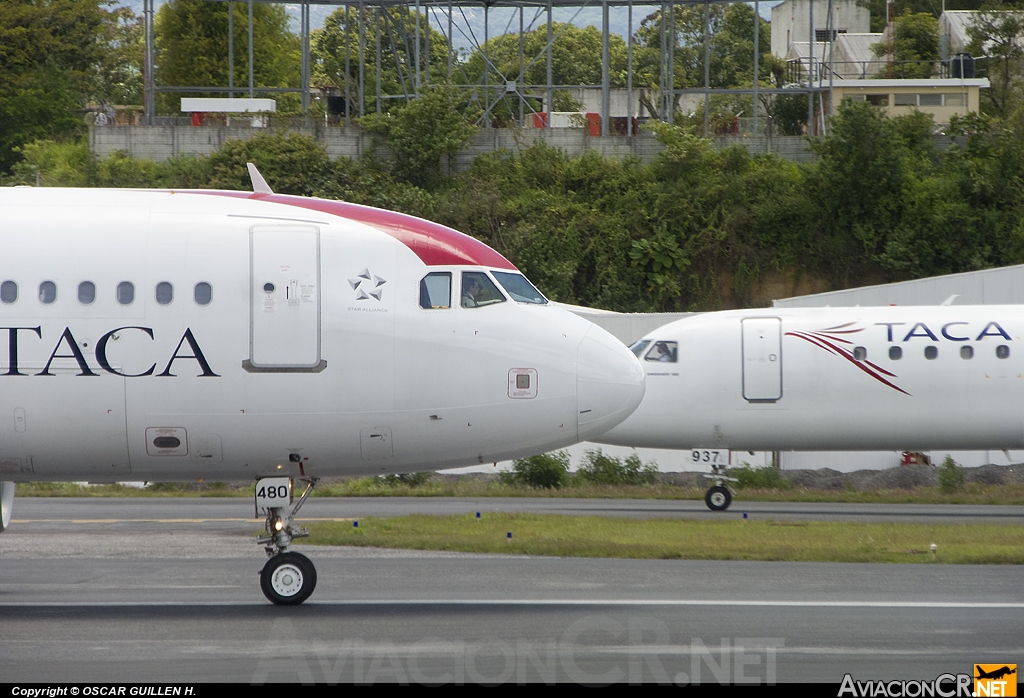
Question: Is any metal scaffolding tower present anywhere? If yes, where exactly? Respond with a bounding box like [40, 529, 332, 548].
[143, 0, 830, 136]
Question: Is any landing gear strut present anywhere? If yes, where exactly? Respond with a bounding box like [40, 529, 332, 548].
[702, 465, 738, 512]
[257, 477, 318, 605]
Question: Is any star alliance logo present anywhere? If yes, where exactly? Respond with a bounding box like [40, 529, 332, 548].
[349, 268, 386, 301]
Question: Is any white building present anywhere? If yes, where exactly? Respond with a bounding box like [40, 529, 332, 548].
[772, 0, 871, 59]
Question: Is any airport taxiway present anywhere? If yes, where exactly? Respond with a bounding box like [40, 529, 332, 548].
[0, 497, 1021, 684]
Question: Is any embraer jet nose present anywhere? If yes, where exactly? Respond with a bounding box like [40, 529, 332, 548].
[577, 325, 646, 441]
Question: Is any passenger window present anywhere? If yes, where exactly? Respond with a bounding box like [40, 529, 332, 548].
[888, 346, 902, 360]
[645, 341, 678, 363]
[1, 280, 17, 304]
[39, 281, 56, 304]
[419, 272, 452, 309]
[997, 345, 1010, 359]
[117, 281, 135, 305]
[924, 346, 938, 360]
[461, 272, 505, 308]
[961, 345, 974, 359]
[629, 340, 652, 358]
[194, 282, 212, 306]
[852, 346, 867, 361]
[78, 281, 95, 305]
[156, 282, 173, 305]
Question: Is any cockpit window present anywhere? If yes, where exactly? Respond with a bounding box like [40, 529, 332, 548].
[491, 271, 547, 304]
[645, 340, 678, 363]
[419, 272, 452, 309]
[629, 340, 651, 358]
[461, 272, 506, 308]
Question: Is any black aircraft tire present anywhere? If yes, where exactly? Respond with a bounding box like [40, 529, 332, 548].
[705, 486, 732, 512]
[261, 552, 317, 606]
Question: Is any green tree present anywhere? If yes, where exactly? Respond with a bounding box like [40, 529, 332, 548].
[872, 11, 940, 78]
[204, 133, 334, 195]
[862, 0, 988, 33]
[359, 85, 479, 187]
[93, 6, 144, 107]
[632, 4, 772, 120]
[938, 455, 966, 493]
[7, 139, 91, 186]
[312, 7, 449, 115]
[0, 0, 113, 171]
[501, 451, 570, 489]
[154, 0, 300, 113]
[808, 99, 910, 284]
[460, 22, 628, 120]
[470, 22, 626, 87]
[966, 2, 1024, 117]
[574, 449, 658, 485]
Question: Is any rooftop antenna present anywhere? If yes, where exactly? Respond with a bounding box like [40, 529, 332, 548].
[886, 0, 895, 77]
[247, 162, 273, 195]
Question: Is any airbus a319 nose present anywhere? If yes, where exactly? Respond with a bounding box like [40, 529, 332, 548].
[577, 324, 646, 441]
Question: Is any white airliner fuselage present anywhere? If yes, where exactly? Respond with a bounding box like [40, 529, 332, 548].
[1, 184, 646, 603]
[598, 306, 1023, 452]
[0, 188, 644, 485]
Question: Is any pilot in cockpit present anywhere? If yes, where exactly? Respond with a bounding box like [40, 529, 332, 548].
[462, 276, 482, 308]
[647, 341, 678, 362]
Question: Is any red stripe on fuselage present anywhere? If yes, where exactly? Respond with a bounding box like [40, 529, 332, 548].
[192, 191, 516, 270]
[787, 331, 910, 396]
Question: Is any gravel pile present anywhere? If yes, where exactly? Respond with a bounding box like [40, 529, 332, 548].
[423, 464, 1024, 491]
[726, 464, 1024, 491]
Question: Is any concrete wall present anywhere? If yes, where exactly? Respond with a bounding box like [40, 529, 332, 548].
[90, 124, 816, 166]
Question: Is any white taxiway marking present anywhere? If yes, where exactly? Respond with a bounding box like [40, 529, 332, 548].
[0, 599, 1022, 608]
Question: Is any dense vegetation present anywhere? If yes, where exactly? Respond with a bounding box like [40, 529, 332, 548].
[9, 97, 1024, 311]
[5, 0, 1024, 310]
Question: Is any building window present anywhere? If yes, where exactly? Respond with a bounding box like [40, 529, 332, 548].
[944, 93, 966, 106]
[918, 93, 943, 107]
[894, 93, 917, 106]
[865, 94, 889, 106]
[815, 29, 847, 42]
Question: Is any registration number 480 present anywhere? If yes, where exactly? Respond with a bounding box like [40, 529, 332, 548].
[255, 477, 292, 514]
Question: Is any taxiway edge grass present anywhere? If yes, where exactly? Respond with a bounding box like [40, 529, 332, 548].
[304, 513, 1024, 564]
[14, 480, 1024, 505]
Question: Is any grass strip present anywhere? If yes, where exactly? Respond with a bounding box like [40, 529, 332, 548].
[13, 480, 1024, 505]
[304, 513, 1024, 564]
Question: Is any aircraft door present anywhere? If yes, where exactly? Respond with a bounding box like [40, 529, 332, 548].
[247, 226, 324, 371]
[742, 317, 782, 403]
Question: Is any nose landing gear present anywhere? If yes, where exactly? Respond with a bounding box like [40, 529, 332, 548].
[702, 465, 738, 511]
[257, 477, 318, 605]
